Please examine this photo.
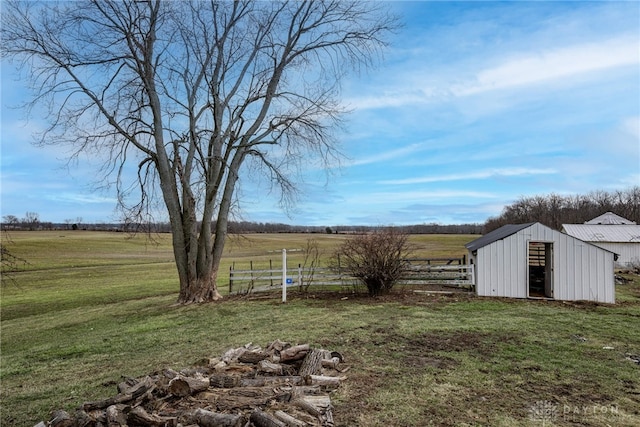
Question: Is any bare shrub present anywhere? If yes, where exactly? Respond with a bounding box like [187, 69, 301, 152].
[332, 228, 413, 296]
[300, 239, 323, 292]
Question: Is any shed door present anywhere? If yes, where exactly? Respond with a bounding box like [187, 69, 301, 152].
[528, 242, 553, 298]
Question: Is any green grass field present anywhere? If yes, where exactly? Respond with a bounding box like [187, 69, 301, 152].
[2, 231, 639, 426]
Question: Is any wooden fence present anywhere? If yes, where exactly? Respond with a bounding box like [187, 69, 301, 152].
[228, 254, 475, 300]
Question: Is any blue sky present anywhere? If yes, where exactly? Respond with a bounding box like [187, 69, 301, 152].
[2, 1, 639, 226]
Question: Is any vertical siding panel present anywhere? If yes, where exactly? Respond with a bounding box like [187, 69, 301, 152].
[562, 233, 572, 301]
[606, 253, 615, 303]
[588, 246, 597, 301]
[595, 250, 603, 302]
[513, 232, 522, 297]
[496, 240, 505, 297]
[490, 242, 499, 296]
[517, 230, 527, 298]
[556, 232, 565, 301]
[478, 248, 488, 296]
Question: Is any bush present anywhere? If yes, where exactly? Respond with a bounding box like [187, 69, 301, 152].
[332, 228, 412, 296]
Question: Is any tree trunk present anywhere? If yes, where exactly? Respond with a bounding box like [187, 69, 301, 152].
[178, 275, 223, 304]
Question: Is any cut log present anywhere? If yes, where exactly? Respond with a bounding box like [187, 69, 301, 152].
[223, 362, 255, 374]
[250, 409, 287, 427]
[191, 408, 244, 427]
[238, 376, 304, 388]
[215, 386, 291, 410]
[279, 344, 310, 362]
[267, 339, 290, 353]
[298, 349, 330, 377]
[238, 350, 268, 364]
[305, 375, 345, 388]
[273, 410, 307, 427]
[49, 410, 74, 427]
[210, 373, 239, 388]
[257, 359, 283, 375]
[321, 357, 341, 370]
[162, 368, 180, 380]
[83, 376, 155, 411]
[222, 346, 247, 363]
[293, 398, 321, 417]
[127, 406, 177, 426]
[294, 396, 334, 427]
[168, 374, 210, 397]
[117, 376, 139, 393]
[72, 410, 94, 427]
[82, 392, 134, 411]
[105, 404, 127, 427]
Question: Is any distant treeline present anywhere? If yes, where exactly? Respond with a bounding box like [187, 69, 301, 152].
[228, 222, 483, 234]
[483, 186, 640, 233]
[1, 219, 483, 235]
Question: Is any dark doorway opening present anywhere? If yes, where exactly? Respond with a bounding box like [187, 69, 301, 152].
[528, 242, 553, 298]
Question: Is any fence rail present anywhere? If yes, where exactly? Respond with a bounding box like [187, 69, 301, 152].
[228, 253, 475, 299]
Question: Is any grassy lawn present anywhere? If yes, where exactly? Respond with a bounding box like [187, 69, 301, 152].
[1, 231, 639, 426]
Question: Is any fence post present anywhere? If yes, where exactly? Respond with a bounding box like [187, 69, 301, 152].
[298, 263, 302, 291]
[229, 265, 233, 294]
[270, 259, 273, 287]
[282, 249, 287, 303]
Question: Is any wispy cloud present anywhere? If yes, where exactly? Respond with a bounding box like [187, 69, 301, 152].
[346, 34, 639, 111]
[379, 167, 557, 185]
[350, 189, 498, 205]
[453, 36, 639, 96]
[350, 142, 427, 166]
[44, 193, 117, 204]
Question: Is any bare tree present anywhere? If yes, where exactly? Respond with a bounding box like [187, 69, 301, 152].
[300, 238, 322, 292]
[2, 216, 19, 230]
[2, 1, 397, 303]
[332, 228, 413, 297]
[23, 212, 40, 231]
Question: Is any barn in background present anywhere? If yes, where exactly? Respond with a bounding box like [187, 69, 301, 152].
[465, 222, 615, 304]
[562, 212, 640, 268]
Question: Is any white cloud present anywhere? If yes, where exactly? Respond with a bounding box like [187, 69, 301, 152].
[379, 167, 557, 185]
[345, 34, 639, 111]
[622, 116, 640, 140]
[44, 192, 117, 204]
[453, 35, 639, 96]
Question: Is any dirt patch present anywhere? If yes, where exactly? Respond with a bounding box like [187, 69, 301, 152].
[406, 330, 520, 358]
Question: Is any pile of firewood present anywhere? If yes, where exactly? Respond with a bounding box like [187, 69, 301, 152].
[34, 340, 347, 427]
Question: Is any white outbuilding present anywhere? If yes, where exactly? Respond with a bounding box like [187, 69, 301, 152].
[465, 222, 615, 304]
[561, 212, 640, 268]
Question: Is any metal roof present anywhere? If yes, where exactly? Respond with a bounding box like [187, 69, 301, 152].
[562, 224, 640, 243]
[585, 212, 636, 225]
[465, 223, 535, 252]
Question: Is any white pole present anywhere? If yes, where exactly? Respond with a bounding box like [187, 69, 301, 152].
[282, 249, 287, 303]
